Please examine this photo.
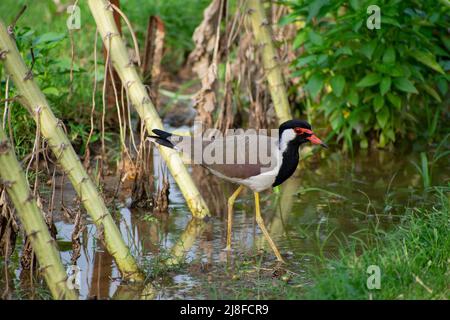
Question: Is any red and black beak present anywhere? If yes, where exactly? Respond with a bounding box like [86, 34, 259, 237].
[295, 127, 328, 148]
[307, 134, 328, 149]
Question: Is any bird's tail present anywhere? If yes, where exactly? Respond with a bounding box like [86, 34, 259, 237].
[147, 129, 176, 149]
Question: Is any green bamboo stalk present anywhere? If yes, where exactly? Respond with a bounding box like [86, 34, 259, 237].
[87, 0, 210, 219]
[247, 0, 293, 124]
[0, 20, 143, 282]
[0, 127, 78, 300]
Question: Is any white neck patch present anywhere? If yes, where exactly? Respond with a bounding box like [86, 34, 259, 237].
[279, 129, 296, 153]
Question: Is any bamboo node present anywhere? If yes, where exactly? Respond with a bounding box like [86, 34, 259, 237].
[23, 70, 33, 81]
[57, 143, 67, 161]
[79, 176, 88, 185]
[0, 140, 10, 154]
[104, 1, 113, 11]
[0, 49, 9, 59]
[258, 42, 267, 49]
[7, 25, 14, 35]
[79, 177, 89, 193]
[25, 192, 34, 202]
[95, 213, 108, 224]
[34, 105, 42, 115]
[142, 97, 150, 105]
[39, 264, 52, 273]
[0, 179, 15, 188]
[125, 59, 134, 67]
[104, 31, 118, 41]
[28, 229, 41, 238]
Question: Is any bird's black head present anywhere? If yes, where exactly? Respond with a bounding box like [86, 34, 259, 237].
[278, 119, 328, 149]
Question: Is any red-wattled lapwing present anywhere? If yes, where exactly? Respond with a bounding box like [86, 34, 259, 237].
[149, 119, 327, 262]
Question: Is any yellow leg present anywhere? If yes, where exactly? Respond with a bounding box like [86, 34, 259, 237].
[225, 185, 244, 251]
[254, 192, 285, 263]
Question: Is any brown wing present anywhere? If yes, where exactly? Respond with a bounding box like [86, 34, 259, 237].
[169, 133, 279, 179]
[202, 134, 278, 179]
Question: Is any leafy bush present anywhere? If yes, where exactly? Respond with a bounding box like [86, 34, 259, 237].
[1, 27, 87, 159]
[283, 0, 449, 150]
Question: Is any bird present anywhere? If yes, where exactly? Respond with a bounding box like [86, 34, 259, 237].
[149, 119, 328, 263]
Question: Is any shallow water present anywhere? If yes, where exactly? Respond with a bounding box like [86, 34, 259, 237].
[1, 148, 448, 299]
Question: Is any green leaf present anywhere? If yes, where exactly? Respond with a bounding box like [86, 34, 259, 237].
[335, 46, 353, 57]
[356, 73, 382, 87]
[296, 55, 316, 67]
[380, 77, 391, 96]
[373, 94, 384, 112]
[385, 128, 395, 142]
[400, 64, 412, 78]
[56, 240, 73, 252]
[353, 20, 364, 32]
[33, 32, 65, 46]
[383, 47, 396, 64]
[308, 30, 324, 46]
[293, 32, 307, 49]
[334, 57, 360, 70]
[307, 0, 328, 22]
[387, 93, 401, 109]
[317, 54, 328, 65]
[376, 106, 390, 129]
[330, 75, 346, 97]
[393, 77, 418, 94]
[348, 109, 361, 127]
[348, 88, 359, 106]
[305, 74, 324, 98]
[437, 77, 448, 95]
[388, 64, 404, 77]
[382, 17, 401, 27]
[422, 85, 442, 103]
[330, 109, 344, 131]
[360, 40, 377, 60]
[441, 35, 450, 52]
[349, 0, 361, 10]
[409, 51, 445, 74]
[279, 14, 297, 26]
[42, 87, 60, 96]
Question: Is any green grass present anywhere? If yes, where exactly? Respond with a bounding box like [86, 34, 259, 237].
[201, 187, 449, 300]
[305, 187, 449, 299]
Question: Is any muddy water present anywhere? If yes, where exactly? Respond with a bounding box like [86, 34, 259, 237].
[1, 148, 448, 299]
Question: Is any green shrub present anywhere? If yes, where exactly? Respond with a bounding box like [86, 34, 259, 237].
[283, 0, 449, 150]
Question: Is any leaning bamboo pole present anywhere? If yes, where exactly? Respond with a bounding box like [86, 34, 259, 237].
[0, 127, 78, 300]
[0, 20, 143, 281]
[247, 0, 292, 124]
[88, 0, 210, 219]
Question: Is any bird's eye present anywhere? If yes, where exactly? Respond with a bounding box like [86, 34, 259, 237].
[294, 127, 303, 134]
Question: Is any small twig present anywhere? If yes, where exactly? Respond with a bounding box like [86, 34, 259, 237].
[109, 2, 141, 67]
[8, 5, 27, 34]
[84, 28, 99, 168]
[413, 274, 433, 294]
